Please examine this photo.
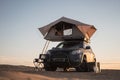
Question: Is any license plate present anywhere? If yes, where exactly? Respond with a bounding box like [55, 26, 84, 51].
[52, 58, 65, 62]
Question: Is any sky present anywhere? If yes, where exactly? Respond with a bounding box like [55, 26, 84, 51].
[0, 0, 120, 66]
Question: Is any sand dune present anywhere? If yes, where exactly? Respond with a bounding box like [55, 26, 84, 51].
[0, 65, 120, 80]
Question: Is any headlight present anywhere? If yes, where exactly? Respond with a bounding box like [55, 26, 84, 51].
[71, 50, 81, 55]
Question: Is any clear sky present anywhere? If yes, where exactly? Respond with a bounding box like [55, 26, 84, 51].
[0, 0, 120, 66]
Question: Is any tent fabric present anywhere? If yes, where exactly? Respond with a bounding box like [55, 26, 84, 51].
[39, 17, 92, 35]
[78, 26, 96, 40]
[38, 17, 96, 41]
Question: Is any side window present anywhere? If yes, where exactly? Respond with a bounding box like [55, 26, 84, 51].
[56, 43, 64, 48]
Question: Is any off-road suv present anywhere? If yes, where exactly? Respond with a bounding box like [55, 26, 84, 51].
[34, 17, 100, 72]
[40, 41, 100, 72]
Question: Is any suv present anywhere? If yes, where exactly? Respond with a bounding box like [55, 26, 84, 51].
[40, 41, 100, 72]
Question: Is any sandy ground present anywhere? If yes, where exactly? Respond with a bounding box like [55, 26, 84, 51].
[0, 65, 120, 80]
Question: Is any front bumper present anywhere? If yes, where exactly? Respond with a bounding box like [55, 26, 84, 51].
[44, 57, 82, 68]
[52, 58, 67, 62]
[42, 49, 83, 68]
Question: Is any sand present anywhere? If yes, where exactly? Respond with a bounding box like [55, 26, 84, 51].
[0, 65, 120, 80]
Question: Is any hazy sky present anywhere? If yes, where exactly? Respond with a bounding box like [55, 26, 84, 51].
[0, 0, 120, 66]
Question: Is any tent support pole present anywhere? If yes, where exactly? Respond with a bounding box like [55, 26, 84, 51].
[44, 41, 50, 54]
[41, 40, 50, 54]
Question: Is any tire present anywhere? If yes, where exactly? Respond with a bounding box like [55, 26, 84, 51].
[87, 62, 95, 72]
[93, 62, 101, 73]
[44, 64, 57, 71]
[76, 57, 88, 72]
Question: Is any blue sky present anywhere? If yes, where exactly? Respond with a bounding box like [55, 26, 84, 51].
[0, 0, 120, 66]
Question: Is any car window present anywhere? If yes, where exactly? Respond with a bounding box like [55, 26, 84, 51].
[56, 42, 83, 49]
[57, 43, 64, 48]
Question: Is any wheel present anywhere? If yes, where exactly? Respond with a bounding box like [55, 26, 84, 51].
[93, 62, 101, 73]
[44, 64, 57, 71]
[76, 57, 88, 72]
[87, 62, 95, 72]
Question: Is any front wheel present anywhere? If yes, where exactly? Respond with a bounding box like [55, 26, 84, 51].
[75, 57, 88, 72]
[44, 64, 57, 71]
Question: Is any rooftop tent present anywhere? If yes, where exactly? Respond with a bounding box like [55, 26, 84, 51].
[39, 17, 96, 41]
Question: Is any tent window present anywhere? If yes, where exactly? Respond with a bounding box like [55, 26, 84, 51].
[63, 28, 72, 36]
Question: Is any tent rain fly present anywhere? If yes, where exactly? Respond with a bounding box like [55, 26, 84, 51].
[39, 17, 96, 42]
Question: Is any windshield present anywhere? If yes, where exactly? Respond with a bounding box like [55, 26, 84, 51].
[56, 41, 83, 49]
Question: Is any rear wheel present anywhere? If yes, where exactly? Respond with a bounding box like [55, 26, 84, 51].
[87, 62, 95, 72]
[87, 62, 101, 73]
[93, 62, 101, 73]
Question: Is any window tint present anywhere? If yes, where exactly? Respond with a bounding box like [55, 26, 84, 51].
[56, 41, 83, 49]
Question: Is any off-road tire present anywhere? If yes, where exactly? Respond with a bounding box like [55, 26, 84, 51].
[87, 62, 95, 72]
[44, 64, 57, 71]
[93, 62, 101, 73]
[76, 57, 88, 72]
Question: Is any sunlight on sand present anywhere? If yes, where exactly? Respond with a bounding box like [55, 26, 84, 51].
[101, 63, 120, 70]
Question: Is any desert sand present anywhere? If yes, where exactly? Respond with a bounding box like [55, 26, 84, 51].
[0, 65, 120, 80]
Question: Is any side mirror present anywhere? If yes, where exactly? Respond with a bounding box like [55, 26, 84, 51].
[85, 46, 91, 49]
